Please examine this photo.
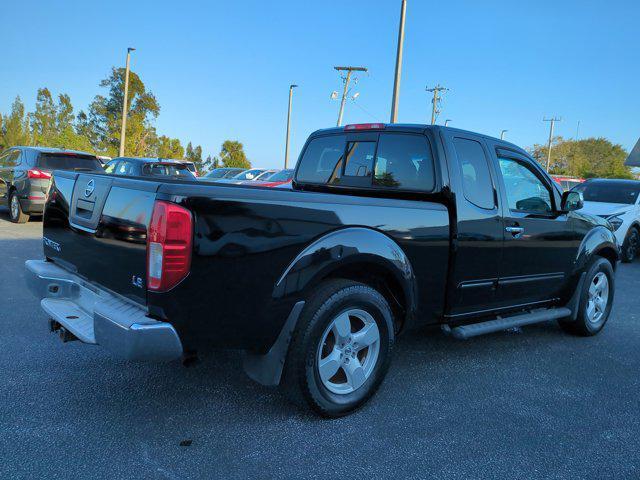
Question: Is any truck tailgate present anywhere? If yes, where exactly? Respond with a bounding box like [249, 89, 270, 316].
[43, 171, 159, 305]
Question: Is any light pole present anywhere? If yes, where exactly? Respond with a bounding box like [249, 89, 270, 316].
[500, 129, 508, 140]
[390, 0, 407, 123]
[119, 47, 135, 158]
[444, 119, 452, 127]
[284, 84, 298, 169]
[543, 117, 561, 171]
[334, 66, 367, 126]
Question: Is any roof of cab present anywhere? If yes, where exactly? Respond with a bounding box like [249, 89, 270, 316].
[308, 124, 529, 156]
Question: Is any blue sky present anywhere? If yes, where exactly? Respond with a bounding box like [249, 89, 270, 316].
[1, 0, 638, 168]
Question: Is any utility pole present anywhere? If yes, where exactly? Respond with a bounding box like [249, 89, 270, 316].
[390, 0, 407, 124]
[500, 129, 508, 140]
[543, 117, 561, 171]
[576, 120, 580, 140]
[284, 84, 298, 169]
[334, 66, 367, 126]
[426, 85, 448, 125]
[119, 47, 135, 157]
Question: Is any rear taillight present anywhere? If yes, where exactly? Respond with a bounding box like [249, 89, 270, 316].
[28, 169, 52, 179]
[147, 201, 193, 292]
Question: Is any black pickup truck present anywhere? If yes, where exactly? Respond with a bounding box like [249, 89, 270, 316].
[26, 124, 618, 416]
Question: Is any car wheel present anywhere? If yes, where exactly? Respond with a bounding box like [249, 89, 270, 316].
[558, 257, 614, 336]
[282, 279, 395, 417]
[9, 191, 29, 224]
[621, 227, 639, 263]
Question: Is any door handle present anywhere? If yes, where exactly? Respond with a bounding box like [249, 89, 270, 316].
[505, 226, 525, 238]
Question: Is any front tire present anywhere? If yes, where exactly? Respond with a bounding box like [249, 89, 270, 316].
[282, 279, 395, 417]
[9, 191, 29, 224]
[559, 257, 614, 336]
[621, 227, 639, 263]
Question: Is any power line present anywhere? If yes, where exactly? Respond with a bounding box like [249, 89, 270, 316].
[426, 85, 449, 125]
[333, 66, 367, 126]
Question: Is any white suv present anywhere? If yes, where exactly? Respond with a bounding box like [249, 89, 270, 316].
[573, 179, 640, 262]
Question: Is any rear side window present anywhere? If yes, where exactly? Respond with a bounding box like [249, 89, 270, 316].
[296, 135, 346, 184]
[373, 134, 435, 191]
[38, 154, 102, 171]
[453, 138, 495, 209]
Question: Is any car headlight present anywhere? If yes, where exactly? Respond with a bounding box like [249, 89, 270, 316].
[607, 216, 623, 231]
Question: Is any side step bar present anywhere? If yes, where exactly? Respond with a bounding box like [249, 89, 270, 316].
[446, 307, 572, 340]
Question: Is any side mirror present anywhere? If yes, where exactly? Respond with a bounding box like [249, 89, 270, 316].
[561, 191, 583, 212]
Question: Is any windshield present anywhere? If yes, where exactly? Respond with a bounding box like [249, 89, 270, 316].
[37, 154, 102, 171]
[573, 182, 640, 204]
[143, 163, 194, 178]
[265, 169, 294, 182]
[234, 169, 265, 180]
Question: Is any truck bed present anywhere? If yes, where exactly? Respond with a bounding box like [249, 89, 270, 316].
[42, 171, 450, 353]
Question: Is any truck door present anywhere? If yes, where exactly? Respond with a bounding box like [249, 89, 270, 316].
[490, 145, 577, 307]
[441, 131, 505, 318]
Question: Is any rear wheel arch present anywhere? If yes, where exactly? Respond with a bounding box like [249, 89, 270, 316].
[273, 227, 417, 333]
[308, 260, 410, 334]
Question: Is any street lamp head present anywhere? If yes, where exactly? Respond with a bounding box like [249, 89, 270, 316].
[290, 84, 298, 89]
[128, 47, 136, 53]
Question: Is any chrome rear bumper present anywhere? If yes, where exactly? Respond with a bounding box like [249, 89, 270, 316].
[25, 259, 182, 361]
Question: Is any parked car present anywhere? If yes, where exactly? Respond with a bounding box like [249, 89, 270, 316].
[201, 167, 245, 180]
[552, 175, 585, 191]
[572, 178, 640, 262]
[0, 146, 103, 223]
[235, 169, 281, 186]
[259, 169, 295, 187]
[26, 123, 618, 417]
[230, 168, 268, 181]
[174, 160, 198, 177]
[104, 157, 196, 179]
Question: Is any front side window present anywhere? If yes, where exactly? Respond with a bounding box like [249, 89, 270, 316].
[296, 135, 346, 184]
[453, 138, 495, 209]
[373, 134, 435, 191]
[499, 158, 552, 213]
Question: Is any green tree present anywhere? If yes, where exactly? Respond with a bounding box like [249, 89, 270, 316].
[30, 88, 57, 145]
[218, 140, 250, 168]
[529, 137, 632, 179]
[184, 141, 204, 170]
[86, 67, 160, 156]
[1, 96, 30, 148]
[155, 135, 184, 159]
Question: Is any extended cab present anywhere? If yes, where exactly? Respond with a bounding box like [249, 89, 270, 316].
[25, 124, 618, 416]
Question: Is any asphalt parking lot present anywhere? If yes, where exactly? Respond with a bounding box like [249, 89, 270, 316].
[1, 208, 640, 480]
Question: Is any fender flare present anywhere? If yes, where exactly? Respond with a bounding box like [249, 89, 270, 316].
[272, 226, 417, 316]
[575, 225, 619, 272]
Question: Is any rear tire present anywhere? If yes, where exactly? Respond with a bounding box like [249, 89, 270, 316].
[282, 279, 395, 417]
[621, 227, 639, 263]
[9, 191, 29, 224]
[558, 257, 614, 336]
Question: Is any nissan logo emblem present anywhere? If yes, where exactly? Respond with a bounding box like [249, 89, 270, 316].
[84, 179, 95, 198]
